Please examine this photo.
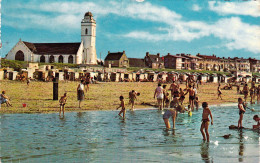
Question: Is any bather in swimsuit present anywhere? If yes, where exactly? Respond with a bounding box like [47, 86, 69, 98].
[163, 110, 175, 119]
[201, 118, 210, 124]
[189, 95, 195, 100]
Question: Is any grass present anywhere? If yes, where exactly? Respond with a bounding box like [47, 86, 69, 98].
[0, 80, 249, 114]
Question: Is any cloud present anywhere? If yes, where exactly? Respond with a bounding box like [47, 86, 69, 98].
[192, 4, 201, 12]
[209, 1, 260, 17]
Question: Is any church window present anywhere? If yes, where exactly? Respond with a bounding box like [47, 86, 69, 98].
[58, 55, 64, 63]
[49, 55, 55, 63]
[85, 28, 88, 35]
[40, 55, 45, 63]
[15, 50, 25, 61]
[68, 55, 73, 64]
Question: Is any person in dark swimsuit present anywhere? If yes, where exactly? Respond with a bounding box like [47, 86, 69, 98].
[238, 98, 246, 129]
[200, 102, 213, 142]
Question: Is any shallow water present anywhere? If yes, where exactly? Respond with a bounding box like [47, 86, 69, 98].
[0, 104, 259, 162]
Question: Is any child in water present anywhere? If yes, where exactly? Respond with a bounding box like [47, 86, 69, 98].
[238, 98, 246, 129]
[163, 109, 177, 129]
[253, 115, 260, 129]
[194, 97, 199, 110]
[117, 96, 126, 119]
[200, 102, 213, 142]
[59, 93, 67, 116]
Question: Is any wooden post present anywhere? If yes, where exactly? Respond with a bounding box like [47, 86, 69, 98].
[53, 77, 59, 100]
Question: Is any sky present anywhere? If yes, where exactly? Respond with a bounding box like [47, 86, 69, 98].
[0, 0, 260, 60]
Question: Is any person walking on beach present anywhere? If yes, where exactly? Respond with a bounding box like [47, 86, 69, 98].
[217, 84, 222, 100]
[116, 96, 126, 119]
[163, 109, 177, 129]
[200, 102, 213, 142]
[129, 90, 137, 110]
[0, 91, 12, 107]
[154, 83, 164, 110]
[85, 75, 91, 92]
[59, 93, 67, 116]
[243, 84, 249, 102]
[77, 80, 85, 108]
[238, 98, 246, 129]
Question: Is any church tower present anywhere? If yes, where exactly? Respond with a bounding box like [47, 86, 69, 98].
[81, 12, 97, 64]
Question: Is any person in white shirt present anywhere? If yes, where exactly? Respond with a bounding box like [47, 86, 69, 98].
[77, 80, 85, 108]
[154, 83, 164, 110]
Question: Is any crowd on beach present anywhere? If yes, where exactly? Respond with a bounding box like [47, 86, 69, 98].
[0, 74, 259, 142]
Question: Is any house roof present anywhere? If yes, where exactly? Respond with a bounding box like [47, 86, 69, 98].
[105, 52, 125, 61]
[147, 54, 164, 63]
[129, 58, 145, 67]
[164, 54, 186, 58]
[23, 41, 81, 55]
[197, 54, 218, 60]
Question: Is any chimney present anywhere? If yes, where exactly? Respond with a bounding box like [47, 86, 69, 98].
[176, 54, 180, 56]
[157, 53, 160, 57]
[146, 52, 149, 56]
[197, 53, 200, 56]
[168, 53, 170, 55]
[108, 51, 110, 54]
[123, 50, 125, 54]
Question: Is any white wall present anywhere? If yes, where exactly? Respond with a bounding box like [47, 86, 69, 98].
[6, 40, 33, 62]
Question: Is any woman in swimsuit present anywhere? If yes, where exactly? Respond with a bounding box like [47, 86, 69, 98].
[238, 98, 246, 129]
[163, 109, 177, 129]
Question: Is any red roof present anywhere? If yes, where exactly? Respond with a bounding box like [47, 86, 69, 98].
[23, 41, 81, 55]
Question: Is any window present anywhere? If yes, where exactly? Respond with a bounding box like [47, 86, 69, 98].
[58, 55, 64, 63]
[15, 50, 24, 61]
[68, 55, 73, 64]
[49, 55, 54, 63]
[40, 55, 45, 63]
[85, 28, 88, 35]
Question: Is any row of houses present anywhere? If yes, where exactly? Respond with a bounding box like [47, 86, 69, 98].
[104, 51, 260, 73]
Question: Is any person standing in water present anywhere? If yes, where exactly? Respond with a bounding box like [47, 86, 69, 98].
[185, 85, 195, 110]
[163, 109, 177, 129]
[77, 80, 85, 108]
[129, 90, 137, 110]
[154, 83, 164, 110]
[243, 83, 249, 102]
[116, 96, 126, 119]
[59, 93, 67, 116]
[238, 98, 246, 129]
[200, 102, 213, 142]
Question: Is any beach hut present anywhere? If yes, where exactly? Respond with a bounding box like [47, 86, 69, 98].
[201, 75, 208, 83]
[33, 70, 47, 81]
[97, 72, 104, 81]
[0, 69, 4, 80]
[8, 71, 18, 80]
[110, 72, 120, 82]
[131, 72, 136, 82]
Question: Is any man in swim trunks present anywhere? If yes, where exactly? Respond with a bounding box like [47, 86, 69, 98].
[169, 81, 179, 100]
[154, 83, 164, 110]
[179, 88, 185, 105]
[163, 109, 177, 129]
[217, 84, 223, 100]
[185, 85, 195, 110]
[116, 96, 126, 119]
[200, 102, 213, 142]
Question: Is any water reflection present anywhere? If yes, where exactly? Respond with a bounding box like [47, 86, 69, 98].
[200, 142, 212, 163]
[238, 130, 244, 162]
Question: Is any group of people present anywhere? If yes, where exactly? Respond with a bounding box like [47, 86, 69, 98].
[241, 82, 260, 104]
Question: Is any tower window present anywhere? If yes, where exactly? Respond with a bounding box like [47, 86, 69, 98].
[85, 28, 88, 35]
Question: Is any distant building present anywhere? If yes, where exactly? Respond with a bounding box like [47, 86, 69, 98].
[6, 12, 98, 65]
[144, 52, 164, 69]
[128, 58, 145, 67]
[249, 58, 260, 72]
[196, 53, 224, 71]
[104, 51, 129, 68]
[164, 53, 186, 70]
[179, 53, 201, 70]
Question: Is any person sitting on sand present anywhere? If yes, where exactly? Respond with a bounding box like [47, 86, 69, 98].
[129, 90, 137, 110]
[0, 91, 13, 107]
[163, 109, 177, 129]
[217, 84, 223, 100]
[238, 98, 246, 129]
[200, 102, 213, 142]
[154, 83, 164, 110]
[243, 84, 249, 102]
[59, 93, 67, 116]
[252, 115, 260, 129]
[77, 80, 85, 108]
[116, 96, 126, 119]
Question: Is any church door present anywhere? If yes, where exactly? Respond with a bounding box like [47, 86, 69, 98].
[49, 55, 54, 63]
[15, 50, 25, 61]
[40, 55, 45, 63]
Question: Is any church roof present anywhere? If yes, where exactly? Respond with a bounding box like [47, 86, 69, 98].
[105, 52, 125, 61]
[23, 41, 81, 55]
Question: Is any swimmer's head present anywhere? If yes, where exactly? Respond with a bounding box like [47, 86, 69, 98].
[2, 91, 6, 94]
[238, 98, 243, 103]
[119, 96, 124, 100]
[202, 102, 208, 108]
[158, 83, 161, 87]
[189, 85, 192, 88]
[64, 93, 67, 96]
[253, 115, 259, 121]
[81, 80, 84, 83]
[137, 93, 140, 96]
[132, 90, 135, 93]
[188, 105, 190, 108]
[163, 85, 167, 89]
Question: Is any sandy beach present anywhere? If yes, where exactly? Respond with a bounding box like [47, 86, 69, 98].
[0, 80, 256, 113]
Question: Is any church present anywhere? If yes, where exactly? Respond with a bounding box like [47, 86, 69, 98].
[6, 12, 97, 65]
